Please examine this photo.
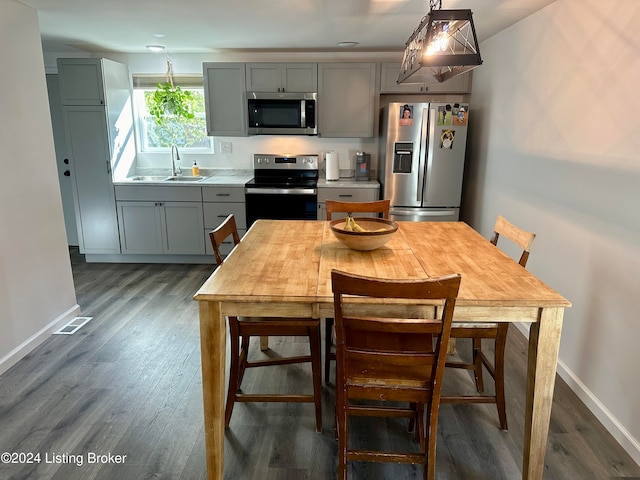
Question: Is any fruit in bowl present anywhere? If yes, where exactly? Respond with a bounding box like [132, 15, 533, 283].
[329, 216, 398, 251]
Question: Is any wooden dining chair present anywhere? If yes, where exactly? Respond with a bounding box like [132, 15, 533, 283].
[441, 214, 536, 431]
[324, 199, 390, 384]
[209, 214, 323, 432]
[325, 199, 390, 221]
[331, 269, 461, 480]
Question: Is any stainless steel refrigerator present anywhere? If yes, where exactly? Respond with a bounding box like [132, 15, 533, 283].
[378, 102, 469, 222]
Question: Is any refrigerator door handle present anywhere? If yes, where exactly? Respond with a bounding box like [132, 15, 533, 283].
[417, 107, 429, 203]
[423, 108, 437, 204]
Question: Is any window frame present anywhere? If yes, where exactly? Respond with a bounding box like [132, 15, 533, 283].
[132, 75, 213, 154]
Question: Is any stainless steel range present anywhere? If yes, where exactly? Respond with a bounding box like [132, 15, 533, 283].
[245, 154, 319, 227]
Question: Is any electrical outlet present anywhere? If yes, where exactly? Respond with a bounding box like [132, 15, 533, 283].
[220, 141, 232, 154]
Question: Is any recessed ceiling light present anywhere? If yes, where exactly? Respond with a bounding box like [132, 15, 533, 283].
[146, 45, 166, 52]
[337, 42, 359, 48]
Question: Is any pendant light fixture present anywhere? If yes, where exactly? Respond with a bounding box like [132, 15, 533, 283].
[398, 0, 482, 84]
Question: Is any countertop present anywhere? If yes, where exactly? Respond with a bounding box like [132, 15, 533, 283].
[113, 170, 253, 187]
[317, 178, 379, 188]
[114, 172, 378, 189]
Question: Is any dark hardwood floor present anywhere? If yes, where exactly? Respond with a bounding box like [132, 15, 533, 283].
[0, 250, 638, 479]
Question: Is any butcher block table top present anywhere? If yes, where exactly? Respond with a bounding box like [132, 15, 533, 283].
[194, 220, 570, 480]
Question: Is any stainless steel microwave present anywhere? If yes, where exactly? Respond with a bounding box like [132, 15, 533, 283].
[247, 92, 317, 135]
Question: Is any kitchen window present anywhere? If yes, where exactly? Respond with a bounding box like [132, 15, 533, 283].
[132, 75, 212, 153]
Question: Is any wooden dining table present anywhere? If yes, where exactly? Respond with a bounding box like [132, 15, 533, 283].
[194, 219, 571, 479]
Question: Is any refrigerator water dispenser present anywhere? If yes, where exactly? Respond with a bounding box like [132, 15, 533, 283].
[393, 143, 413, 174]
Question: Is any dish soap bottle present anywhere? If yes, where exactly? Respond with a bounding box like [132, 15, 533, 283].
[192, 160, 200, 177]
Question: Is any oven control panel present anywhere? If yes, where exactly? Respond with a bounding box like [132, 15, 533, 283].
[254, 154, 318, 170]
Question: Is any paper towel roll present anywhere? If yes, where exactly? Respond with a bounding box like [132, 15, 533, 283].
[326, 152, 339, 181]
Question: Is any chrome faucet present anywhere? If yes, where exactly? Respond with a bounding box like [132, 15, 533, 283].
[171, 144, 182, 176]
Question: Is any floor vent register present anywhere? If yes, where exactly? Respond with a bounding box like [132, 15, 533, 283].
[54, 316, 93, 335]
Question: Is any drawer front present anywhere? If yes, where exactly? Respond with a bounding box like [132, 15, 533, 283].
[317, 187, 378, 203]
[203, 202, 246, 229]
[114, 185, 202, 202]
[202, 186, 245, 203]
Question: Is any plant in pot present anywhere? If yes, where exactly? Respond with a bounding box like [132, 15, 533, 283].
[148, 57, 195, 125]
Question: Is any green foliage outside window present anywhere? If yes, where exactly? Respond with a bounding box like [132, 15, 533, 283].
[142, 89, 209, 148]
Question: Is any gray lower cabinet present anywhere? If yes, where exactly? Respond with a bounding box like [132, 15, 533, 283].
[64, 106, 121, 253]
[202, 186, 246, 257]
[317, 185, 380, 220]
[115, 186, 205, 255]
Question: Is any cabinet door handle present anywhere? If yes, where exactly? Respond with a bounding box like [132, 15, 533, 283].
[216, 193, 230, 197]
[338, 194, 353, 198]
[64, 170, 70, 176]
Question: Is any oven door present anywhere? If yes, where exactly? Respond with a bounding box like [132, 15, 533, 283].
[245, 187, 318, 226]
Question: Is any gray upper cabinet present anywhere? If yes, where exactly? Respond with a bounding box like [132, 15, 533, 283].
[318, 63, 378, 138]
[203, 62, 248, 136]
[380, 62, 471, 94]
[57, 58, 105, 105]
[246, 63, 317, 92]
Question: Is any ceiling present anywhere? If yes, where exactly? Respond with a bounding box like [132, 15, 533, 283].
[20, 0, 557, 54]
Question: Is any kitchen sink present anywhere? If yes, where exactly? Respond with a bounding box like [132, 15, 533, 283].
[126, 175, 169, 182]
[123, 175, 207, 182]
[163, 176, 205, 182]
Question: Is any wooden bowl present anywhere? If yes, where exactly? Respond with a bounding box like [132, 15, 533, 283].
[329, 217, 398, 251]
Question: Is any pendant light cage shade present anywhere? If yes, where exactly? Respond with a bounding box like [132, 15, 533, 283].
[398, 9, 482, 84]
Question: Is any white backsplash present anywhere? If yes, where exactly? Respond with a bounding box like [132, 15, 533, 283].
[133, 136, 378, 176]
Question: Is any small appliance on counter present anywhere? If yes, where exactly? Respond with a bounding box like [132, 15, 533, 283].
[339, 153, 353, 178]
[355, 152, 371, 181]
[325, 151, 339, 181]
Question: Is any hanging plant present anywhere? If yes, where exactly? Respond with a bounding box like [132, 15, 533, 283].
[148, 55, 195, 125]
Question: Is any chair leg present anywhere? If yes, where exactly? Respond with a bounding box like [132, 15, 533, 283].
[237, 335, 250, 387]
[225, 319, 242, 428]
[425, 403, 437, 480]
[494, 324, 509, 431]
[324, 318, 334, 383]
[416, 402, 425, 450]
[337, 389, 348, 480]
[309, 324, 323, 433]
[472, 337, 485, 392]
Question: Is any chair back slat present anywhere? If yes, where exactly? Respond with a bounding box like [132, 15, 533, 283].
[208, 214, 241, 266]
[332, 269, 460, 391]
[325, 199, 390, 220]
[491, 215, 536, 267]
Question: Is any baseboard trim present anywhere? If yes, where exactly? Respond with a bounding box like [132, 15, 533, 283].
[513, 323, 640, 467]
[0, 304, 81, 376]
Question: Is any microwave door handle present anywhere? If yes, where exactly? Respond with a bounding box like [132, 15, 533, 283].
[417, 107, 429, 203]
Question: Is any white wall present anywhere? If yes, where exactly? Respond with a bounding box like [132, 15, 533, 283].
[0, 0, 80, 374]
[464, 0, 640, 464]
